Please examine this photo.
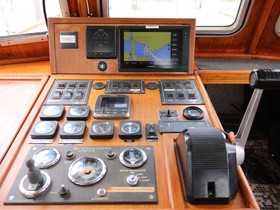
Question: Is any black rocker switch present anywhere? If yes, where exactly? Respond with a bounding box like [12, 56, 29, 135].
[146, 124, 158, 141]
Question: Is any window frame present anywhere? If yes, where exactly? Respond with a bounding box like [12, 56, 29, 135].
[103, 0, 254, 37]
[0, 0, 69, 46]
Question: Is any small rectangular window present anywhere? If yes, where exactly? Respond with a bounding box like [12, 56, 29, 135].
[107, 0, 252, 35]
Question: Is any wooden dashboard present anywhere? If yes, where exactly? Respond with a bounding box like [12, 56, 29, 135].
[0, 18, 259, 209]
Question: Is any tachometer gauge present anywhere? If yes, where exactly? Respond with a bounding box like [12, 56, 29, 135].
[90, 121, 114, 139]
[32, 147, 60, 168]
[118, 121, 142, 140]
[68, 157, 107, 185]
[119, 148, 147, 168]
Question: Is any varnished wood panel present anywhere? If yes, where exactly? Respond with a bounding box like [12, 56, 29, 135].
[254, 0, 280, 56]
[0, 76, 48, 163]
[197, 70, 251, 84]
[48, 17, 196, 75]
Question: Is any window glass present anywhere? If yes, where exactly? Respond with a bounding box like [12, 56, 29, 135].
[108, 0, 248, 34]
[0, 0, 62, 37]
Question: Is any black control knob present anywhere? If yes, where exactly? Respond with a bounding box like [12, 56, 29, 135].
[97, 61, 107, 71]
[58, 184, 70, 196]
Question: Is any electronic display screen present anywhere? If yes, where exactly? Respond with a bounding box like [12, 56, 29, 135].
[100, 97, 127, 108]
[118, 26, 190, 72]
[86, 26, 116, 58]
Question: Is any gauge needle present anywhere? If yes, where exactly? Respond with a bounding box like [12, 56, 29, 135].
[99, 125, 105, 133]
[74, 168, 93, 178]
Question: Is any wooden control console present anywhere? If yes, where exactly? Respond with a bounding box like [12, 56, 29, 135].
[0, 18, 259, 210]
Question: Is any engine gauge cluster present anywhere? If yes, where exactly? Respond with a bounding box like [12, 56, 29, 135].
[5, 146, 157, 204]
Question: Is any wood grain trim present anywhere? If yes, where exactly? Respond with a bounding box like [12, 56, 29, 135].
[237, 167, 260, 210]
[197, 70, 251, 84]
[249, 0, 276, 54]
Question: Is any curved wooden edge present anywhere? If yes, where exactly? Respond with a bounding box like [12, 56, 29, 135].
[237, 167, 260, 210]
[195, 73, 223, 129]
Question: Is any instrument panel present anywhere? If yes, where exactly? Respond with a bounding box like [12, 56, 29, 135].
[5, 146, 157, 204]
[3, 78, 211, 206]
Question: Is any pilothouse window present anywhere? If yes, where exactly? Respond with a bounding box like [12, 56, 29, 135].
[0, 0, 67, 44]
[107, 0, 251, 35]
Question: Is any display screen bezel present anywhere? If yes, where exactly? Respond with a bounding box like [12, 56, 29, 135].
[118, 26, 190, 72]
[99, 96, 127, 108]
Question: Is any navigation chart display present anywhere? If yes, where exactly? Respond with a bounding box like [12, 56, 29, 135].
[118, 26, 190, 72]
[124, 32, 171, 62]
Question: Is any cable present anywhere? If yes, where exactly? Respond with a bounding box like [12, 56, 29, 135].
[42, 0, 48, 28]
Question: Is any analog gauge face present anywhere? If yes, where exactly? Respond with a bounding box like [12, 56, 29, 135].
[119, 148, 147, 168]
[43, 106, 61, 116]
[69, 107, 87, 116]
[63, 122, 83, 134]
[32, 148, 60, 168]
[121, 122, 140, 134]
[92, 122, 112, 134]
[68, 157, 107, 185]
[34, 121, 55, 134]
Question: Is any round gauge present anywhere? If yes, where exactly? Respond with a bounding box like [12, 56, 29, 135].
[63, 122, 83, 134]
[121, 122, 140, 134]
[34, 121, 55, 134]
[68, 157, 107, 186]
[69, 106, 87, 116]
[92, 122, 112, 134]
[119, 148, 147, 168]
[32, 148, 60, 168]
[43, 105, 61, 116]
